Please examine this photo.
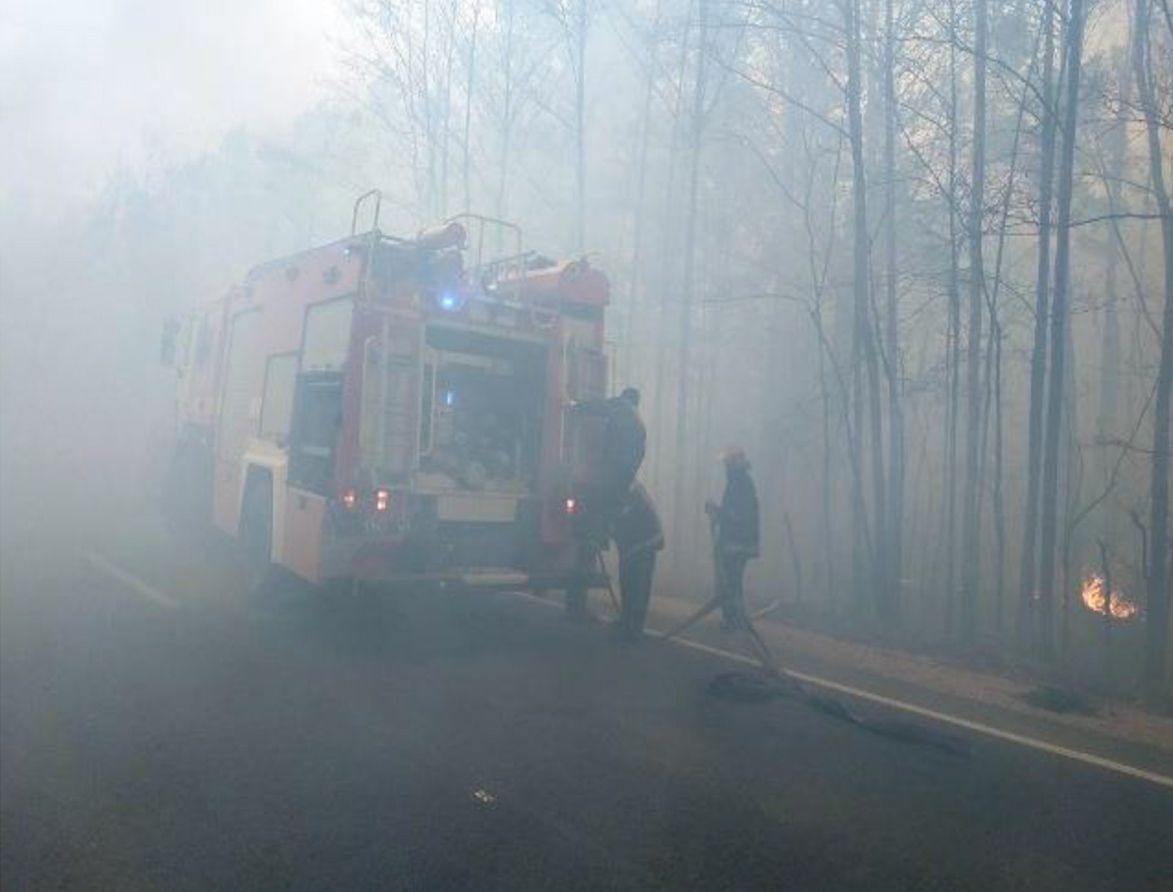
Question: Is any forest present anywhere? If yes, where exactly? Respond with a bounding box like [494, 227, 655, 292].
[6, 0, 1170, 703]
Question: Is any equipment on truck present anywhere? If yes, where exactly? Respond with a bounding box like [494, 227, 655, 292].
[160, 193, 613, 594]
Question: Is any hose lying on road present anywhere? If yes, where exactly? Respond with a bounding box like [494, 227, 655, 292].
[627, 550, 969, 756]
[706, 670, 970, 757]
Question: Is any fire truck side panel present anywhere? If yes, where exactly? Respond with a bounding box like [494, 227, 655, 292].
[211, 240, 365, 547]
[160, 300, 229, 532]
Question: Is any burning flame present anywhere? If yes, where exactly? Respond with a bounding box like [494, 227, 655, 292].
[1080, 573, 1139, 621]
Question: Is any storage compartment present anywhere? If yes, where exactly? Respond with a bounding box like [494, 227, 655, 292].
[419, 326, 547, 492]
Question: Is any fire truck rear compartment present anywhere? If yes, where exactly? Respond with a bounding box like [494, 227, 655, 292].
[341, 324, 554, 582]
[419, 325, 547, 492]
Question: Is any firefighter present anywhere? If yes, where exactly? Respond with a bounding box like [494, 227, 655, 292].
[575, 387, 646, 496]
[565, 387, 647, 619]
[611, 481, 664, 641]
[705, 447, 760, 628]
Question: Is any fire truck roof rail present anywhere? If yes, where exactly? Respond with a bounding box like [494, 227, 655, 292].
[351, 189, 383, 236]
[475, 250, 540, 284]
[445, 213, 523, 271]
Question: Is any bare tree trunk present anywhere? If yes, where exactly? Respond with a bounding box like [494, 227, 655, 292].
[847, 0, 867, 611]
[818, 315, 837, 610]
[1133, 0, 1172, 705]
[462, 3, 480, 214]
[422, 0, 436, 218]
[1038, 0, 1087, 660]
[1099, 242, 1122, 469]
[626, 0, 664, 383]
[1059, 340, 1082, 669]
[992, 316, 1006, 640]
[809, 301, 870, 617]
[651, 2, 694, 501]
[495, 0, 516, 230]
[883, 0, 904, 625]
[1098, 539, 1114, 688]
[784, 509, 805, 605]
[802, 135, 843, 615]
[961, 0, 988, 641]
[574, 0, 588, 252]
[670, 0, 710, 557]
[1020, 0, 1058, 650]
[944, 0, 962, 636]
[1097, 54, 1127, 483]
[845, 0, 885, 621]
[865, 280, 887, 624]
[983, 12, 1042, 646]
[438, 1, 457, 218]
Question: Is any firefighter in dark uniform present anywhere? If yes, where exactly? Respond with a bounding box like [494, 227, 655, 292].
[705, 447, 760, 627]
[611, 481, 664, 641]
[580, 387, 646, 501]
[565, 387, 647, 618]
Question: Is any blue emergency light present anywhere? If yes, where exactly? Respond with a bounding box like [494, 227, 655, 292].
[436, 289, 465, 312]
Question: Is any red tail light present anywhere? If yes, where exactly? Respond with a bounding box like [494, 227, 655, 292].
[341, 488, 359, 511]
[374, 488, 391, 513]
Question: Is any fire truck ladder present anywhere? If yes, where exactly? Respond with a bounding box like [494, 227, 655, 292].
[364, 318, 419, 478]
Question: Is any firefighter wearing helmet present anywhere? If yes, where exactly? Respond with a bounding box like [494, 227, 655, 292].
[705, 447, 760, 628]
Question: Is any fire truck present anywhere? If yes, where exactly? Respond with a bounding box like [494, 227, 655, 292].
[162, 192, 609, 593]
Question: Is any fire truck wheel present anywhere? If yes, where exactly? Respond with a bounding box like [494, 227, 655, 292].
[241, 476, 276, 597]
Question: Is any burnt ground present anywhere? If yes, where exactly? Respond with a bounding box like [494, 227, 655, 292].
[2, 518, 1172, 891]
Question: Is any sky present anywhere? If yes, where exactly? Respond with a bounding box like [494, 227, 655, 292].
[1, 0, 343, 225]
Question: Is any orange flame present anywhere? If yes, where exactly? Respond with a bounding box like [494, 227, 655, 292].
[1080, 573, 1139, 621]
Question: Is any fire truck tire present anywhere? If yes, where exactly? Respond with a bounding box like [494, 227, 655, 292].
[241, 474, 276, 597]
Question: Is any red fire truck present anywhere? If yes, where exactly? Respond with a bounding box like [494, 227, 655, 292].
[162, 192, 609, 592]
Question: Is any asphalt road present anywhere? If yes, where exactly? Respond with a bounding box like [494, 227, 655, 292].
[3, 524, 1172, 891]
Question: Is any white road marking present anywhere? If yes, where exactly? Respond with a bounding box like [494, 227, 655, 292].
[502, 590, 1173, 791]
[81, 551, 181, 610]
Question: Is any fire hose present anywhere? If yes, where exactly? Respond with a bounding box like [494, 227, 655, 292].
[655, 520, 969, 758]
